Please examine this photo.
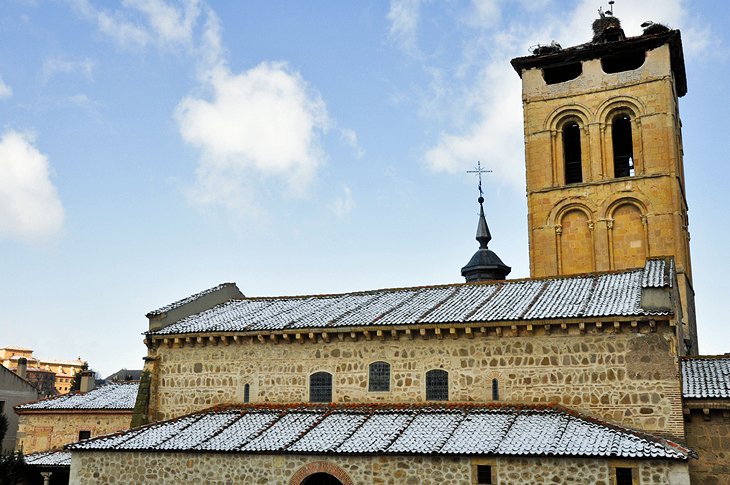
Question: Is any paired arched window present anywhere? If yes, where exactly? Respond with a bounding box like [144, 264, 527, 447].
[426, 369, 449, 401]
[612, 114, 635, 177]
[562, 122, 583, 184]
[368, 361, 390, 392]
[310, 372, 332, 402]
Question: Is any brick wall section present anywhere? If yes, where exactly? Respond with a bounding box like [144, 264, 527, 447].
[148, 325, 685, 438]
[685, 408, 730, 485]
[16, 412, 132, 454]
[68, 451, 690, 484]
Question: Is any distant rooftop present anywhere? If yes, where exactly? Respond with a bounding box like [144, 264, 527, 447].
[148, 259, 674, 337]
[682, 356, 730, 399]
[16, 382, 138, 411]
[66, 402, 690, 460]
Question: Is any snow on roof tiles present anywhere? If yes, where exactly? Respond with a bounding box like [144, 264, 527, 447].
[24, 450, 72, 467]
[67, 403, 690, 460]
[147, 283, 236, 317]
[642, 258, 673, 288]
[682, 357, 730, 399]
[149, 265, 671, 337]
[16, 382, 138, 411]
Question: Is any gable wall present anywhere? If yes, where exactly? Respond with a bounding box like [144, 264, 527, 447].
[16, 412, 132, 454]
[148, 323, 684, 437]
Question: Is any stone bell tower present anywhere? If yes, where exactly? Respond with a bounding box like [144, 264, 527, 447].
[510, 14, 697, 352]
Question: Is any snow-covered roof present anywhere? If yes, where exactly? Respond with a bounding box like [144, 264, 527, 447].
[67, 402, 690, 460]
[146, 283, 236, 317]
[16, 382, 138, 411]
[24, 450, 72, 467]
[682, 357, 730, 399]
[149, 261, 673, 336]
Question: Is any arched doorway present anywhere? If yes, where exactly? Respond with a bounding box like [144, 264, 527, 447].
[301, 472, 343, 485]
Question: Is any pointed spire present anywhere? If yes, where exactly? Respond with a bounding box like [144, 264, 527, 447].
[476, 196, 492, 249]
[461, 195, 511, 283]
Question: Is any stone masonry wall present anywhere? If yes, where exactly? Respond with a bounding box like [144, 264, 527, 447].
[16, 412, 132, 454]
[68, 451, 690, 485]
[150, 325, 684, 437]
[685, 408, 730, 485]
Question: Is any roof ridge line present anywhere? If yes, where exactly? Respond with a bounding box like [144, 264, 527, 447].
[577, 275, 600, 317]
[382, 409, 419, 452]
[153, 414, 205, 450]
[370, 289, 423, 326]
[235, 407, 287, 451]
[463, 283, 504, 321]
[194, 412, 245, 450]
[434, 409, 469, 453]
[282, 407, 332, 451]
[416, 286, 461, 323]
[326, 293, 386, 327]
[517, 280, 549, 320]
[329, 408, 372, 453]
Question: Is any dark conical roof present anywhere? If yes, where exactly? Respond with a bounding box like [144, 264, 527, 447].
[461, 197, 511, 282]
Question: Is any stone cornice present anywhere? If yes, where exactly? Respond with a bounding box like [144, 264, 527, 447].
[145, 316, 674, 350]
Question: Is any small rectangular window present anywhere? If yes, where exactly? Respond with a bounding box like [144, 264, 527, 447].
[368, 362, 390, 392]
[78, 430, 91, 441]
[476, 464, 492, 484]
[615, 467, 633, 485]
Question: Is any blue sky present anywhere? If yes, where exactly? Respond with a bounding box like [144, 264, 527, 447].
[0, 0, 727, 376]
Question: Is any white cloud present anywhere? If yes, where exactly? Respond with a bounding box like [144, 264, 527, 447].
[68, 0, 202, 50]
[340, 128, 364, 159]
[331, 185, 355, 219]
[42, 57, 95, 81]
[387, 0, 422, 57]
[0, 76, 11, 99]
[0, 131, 64, 241]
[176, 62, 330, 208]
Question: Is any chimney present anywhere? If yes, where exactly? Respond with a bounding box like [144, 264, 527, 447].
[80, 371, 96, 393]
[17, 357, 27, 379]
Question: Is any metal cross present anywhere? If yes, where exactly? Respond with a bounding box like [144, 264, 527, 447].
[467, 161, 492, 199]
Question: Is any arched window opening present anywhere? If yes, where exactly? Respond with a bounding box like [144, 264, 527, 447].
[601, 50, 646, 74]
[543, 63, 582, 85]
[426, 369, 448, 401]
[563, 122, 582, 184]
[301, 473, 343, 485]
[243, 383, 250, 403]
[612, 115, 635, 178]
[491, 379, 499, 401]
[368, 361, 390, 392]
[310, 372, 333, 403]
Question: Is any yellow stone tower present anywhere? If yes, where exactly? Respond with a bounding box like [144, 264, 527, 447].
[511, 16, 697, 352]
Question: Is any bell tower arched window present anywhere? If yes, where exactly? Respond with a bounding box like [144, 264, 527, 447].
[563, 122, 582, 184]
[612, 114, 634, 177]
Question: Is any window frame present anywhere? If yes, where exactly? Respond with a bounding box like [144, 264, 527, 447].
[368, 361, 391, 393]
[471, 459, 496, 485]
[609, 460, 639, 485]
[309, 371, 333, 403]
[425, 369, 449, 401]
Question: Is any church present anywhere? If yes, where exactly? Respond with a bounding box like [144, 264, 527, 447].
[62, 12, 729, 485]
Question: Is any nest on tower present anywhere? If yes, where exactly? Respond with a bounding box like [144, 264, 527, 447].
[592, 15, 624, 43]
